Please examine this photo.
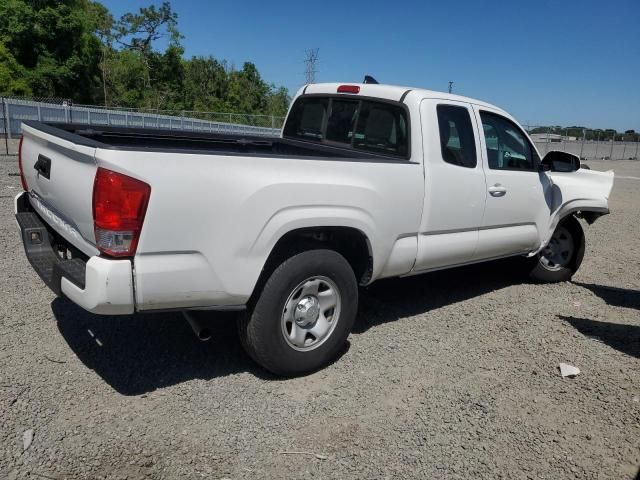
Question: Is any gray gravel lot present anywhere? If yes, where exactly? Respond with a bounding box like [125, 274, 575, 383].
[1, 155, 638, 479]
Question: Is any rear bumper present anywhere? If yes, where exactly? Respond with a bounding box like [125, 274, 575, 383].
[15, 192, 135, 314]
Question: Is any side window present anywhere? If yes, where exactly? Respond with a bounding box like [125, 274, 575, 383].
[436, 105, 477, 168]
[480, 112, 536, 171]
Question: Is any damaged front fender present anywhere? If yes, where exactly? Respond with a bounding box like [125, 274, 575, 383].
[541, 168, 614, 247]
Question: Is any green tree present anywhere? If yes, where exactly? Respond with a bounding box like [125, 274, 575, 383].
[0, 0, 104, 102]
[0, 0, 291, 120]
[0, 41, 31, 96]
[148, 44, 185, 110]
[266, 86, 290, 119]
[183, 56, 229, 112]
[225, 62, 269, 114]
[114, 1, 181, 90]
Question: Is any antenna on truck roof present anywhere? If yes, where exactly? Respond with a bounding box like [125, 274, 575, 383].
[363, 75, 379, 84]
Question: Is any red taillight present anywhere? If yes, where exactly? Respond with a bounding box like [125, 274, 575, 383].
[337, 85, 360, 94]
[17, 136, 28, 191]
[92, 167, 151, 257]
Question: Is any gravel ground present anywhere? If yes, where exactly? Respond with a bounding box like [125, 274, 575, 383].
[1, 155, 638, 479]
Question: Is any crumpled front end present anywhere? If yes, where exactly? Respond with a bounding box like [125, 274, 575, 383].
[544, 168, 615, 244]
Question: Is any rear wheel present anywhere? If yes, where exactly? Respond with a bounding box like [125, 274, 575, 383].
[238, 249, 358, 376]
[529, 216, 585, 282]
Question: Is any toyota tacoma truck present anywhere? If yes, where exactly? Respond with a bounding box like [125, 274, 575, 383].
[15, 82, 614, 376]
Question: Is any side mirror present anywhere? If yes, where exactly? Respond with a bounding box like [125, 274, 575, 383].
[540, 151, 581, 172]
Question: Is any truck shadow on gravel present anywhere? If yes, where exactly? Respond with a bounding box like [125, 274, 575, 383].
[572, 282, 640, 310]
[51, 299, 270, 395]
[353, 258, 526, 334]
[51, 258, 526, 395]
[559, 315, 640, 359]
[558, 283, 639, 359]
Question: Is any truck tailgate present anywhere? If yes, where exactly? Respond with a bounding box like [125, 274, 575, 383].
[20, 122, 100, 256]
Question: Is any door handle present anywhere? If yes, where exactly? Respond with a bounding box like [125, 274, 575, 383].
[488, 184, 507, 197]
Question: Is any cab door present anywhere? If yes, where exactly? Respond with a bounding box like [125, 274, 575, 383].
[413, 99, 487, 272]
[472, 107, 552, 260]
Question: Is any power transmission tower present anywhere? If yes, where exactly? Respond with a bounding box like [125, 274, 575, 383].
[448, 81, 454, 94]
[304, 48, 319, 84]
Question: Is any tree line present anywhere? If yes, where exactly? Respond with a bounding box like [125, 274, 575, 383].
[529, 126, 638, 142]
[0, 0, 290, 118]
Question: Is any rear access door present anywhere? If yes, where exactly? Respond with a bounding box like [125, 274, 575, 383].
[413, 99, 487, 272]
[20, 122, 101, 257]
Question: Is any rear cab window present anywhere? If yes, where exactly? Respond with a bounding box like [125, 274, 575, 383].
[283, 95, 410, 159]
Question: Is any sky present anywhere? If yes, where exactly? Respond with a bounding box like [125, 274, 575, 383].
[101, 0, 640, 131]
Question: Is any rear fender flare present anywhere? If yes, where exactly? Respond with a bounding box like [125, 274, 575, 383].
[249, 205, 386, 277]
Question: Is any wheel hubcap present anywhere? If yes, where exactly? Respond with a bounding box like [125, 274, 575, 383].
[540, 225, 574, 270]
[281, 276, 341, 351]
[294, 296, 320, 327]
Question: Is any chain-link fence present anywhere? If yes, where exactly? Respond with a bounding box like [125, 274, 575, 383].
[1, 96, 286, 155]
[523, 125, 639, 161]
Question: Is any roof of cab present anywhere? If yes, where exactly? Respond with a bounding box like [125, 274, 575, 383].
[299, 82, 508, 116]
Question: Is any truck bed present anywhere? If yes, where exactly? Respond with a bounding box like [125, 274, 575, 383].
[24, 121, 393, 160]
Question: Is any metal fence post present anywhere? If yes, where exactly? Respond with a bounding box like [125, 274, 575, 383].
[37, 104, 42, 122]
[2, 97, 9, 155]
[635, 139, 639, 160]
[4, 98, 12, 140]
[595, 132, 599, 159]
[545, 127, 550, 155]
[579, 128, 585, 159]
[622, 141, 626, 160]
[609, 135, 615, 160]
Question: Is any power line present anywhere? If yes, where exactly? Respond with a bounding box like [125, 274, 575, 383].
[304, 48, 319, 84]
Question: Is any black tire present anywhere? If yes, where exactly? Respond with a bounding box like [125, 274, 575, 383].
[238, 249, 358, 376]
[528, 216, 585, 282]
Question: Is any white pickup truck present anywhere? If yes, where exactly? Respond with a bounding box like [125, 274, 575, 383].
[15, 82, 614, 375]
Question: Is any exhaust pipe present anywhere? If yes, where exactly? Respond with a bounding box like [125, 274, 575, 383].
[183, 312, 212, 341]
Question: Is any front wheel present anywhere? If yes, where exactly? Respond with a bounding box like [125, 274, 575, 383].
[238, 249, 358, 376]
[528, 216, 585, 282]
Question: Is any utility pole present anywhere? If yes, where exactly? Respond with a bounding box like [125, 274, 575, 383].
[448, 81, 454, 94]
[304, 48, 319, 84]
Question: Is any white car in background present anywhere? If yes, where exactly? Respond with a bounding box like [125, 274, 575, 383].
[15, 81, 614, 375]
